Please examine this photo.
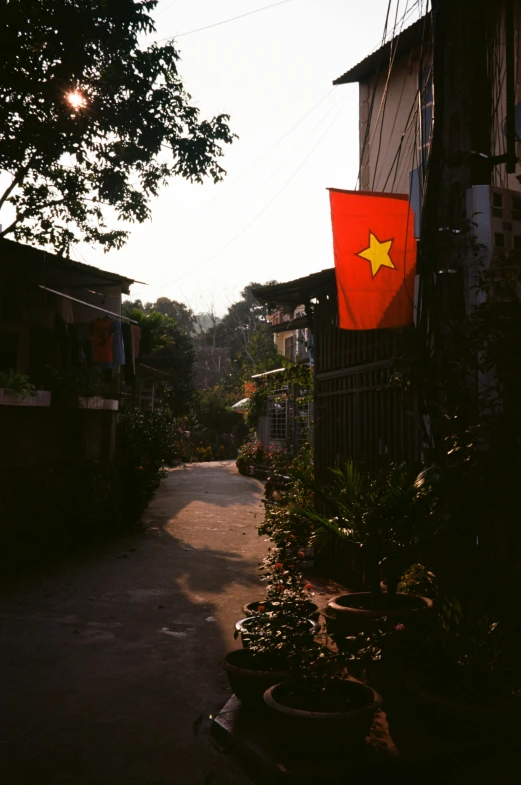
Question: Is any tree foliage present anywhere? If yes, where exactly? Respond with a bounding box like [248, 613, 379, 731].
[125, 296, 195, 334]
[190, 386, 242, 434]
[122, 304, 195, 414]
[0, 0, 235, 253]
[201, 282, 281, 379]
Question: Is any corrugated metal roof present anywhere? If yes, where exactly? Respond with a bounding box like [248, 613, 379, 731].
[252, 268, 335, 308]
[333, 13, 431, 86]
[0, 237, 135, 286]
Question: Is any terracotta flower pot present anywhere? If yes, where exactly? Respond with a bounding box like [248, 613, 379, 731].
[242, 600, 320, 621]
[263, 678, 382, 759]
[326, 592, 433, 637]
[406, 665, 521, 741]
[223, 649, 291, 707]
[235, 615, 320, 649]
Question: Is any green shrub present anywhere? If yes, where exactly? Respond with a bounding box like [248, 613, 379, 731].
[116, 408, 176, 519]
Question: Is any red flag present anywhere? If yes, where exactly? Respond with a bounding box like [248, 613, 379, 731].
[328, 189, 417, 330]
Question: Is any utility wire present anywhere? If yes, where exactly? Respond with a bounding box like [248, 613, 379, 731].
[203, 88, 337, 209]
[371, 0, 407, 190]
[357, 0, 425, 190]
[247, 90, 347, 193]
[156, 0, 294, 42]
[369, 0, 424, 189]
[357, 0, 393, 189]
[133, 95, 351, 296]
[375, 0, 430, 191]
[155, 0, 183, 17]
[159, 88, 344, 254]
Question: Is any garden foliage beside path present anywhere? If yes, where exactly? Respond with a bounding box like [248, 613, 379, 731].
[0, 407, 177, 579]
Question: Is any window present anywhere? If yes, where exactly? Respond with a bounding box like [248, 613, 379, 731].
[284, 335, 296, 362]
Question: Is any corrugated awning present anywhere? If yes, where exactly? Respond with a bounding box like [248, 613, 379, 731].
[252, 269, 335, 308]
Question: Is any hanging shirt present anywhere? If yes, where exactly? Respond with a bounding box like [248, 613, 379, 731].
[122, 322, 135, 378]
[56, 289, 74, 324]
[92, 317, 116, 364]
[112, 319, 125, 367]
[131, 325, 141, 361]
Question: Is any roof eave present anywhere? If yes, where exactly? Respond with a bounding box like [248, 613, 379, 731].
[333, 13, 431, 85]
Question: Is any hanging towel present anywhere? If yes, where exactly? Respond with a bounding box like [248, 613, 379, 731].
[122, 322, 135, 378]
[92, 317, 115, 364]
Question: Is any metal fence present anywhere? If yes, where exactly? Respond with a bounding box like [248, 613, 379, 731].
[257, 382, 312, 454]
[313, 292, 418, 477]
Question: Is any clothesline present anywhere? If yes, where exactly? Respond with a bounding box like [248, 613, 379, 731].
[38, 285, 139, 325]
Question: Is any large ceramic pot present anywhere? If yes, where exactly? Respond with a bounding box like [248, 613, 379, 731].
[235, 615, 321, 649]
[326, 592, 433, 639]
[406, 666, 520, 741]
[223, 649, 291, 707]
[263, 678, 382, 759]
[242, 600, 320, 621]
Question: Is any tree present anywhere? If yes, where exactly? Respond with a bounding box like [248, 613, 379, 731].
[193, 310, 222, 348]
[124, 296, 195, 334]
[122, 305, 195, 414]
[211, 282, 279, 369]
[190, 386, 242, 435]
[151, 297, 195, 334]
[0, 0, 234, 253]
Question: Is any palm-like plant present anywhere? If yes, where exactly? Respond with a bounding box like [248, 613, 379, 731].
[294, 461, 424, 604]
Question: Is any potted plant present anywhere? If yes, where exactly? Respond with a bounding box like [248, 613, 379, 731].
[226, 544, 320, 707]
[44, 367, 118, 409]
[225, 606, 320, 708]
[405, 598, 521, 740]
[0, 368, 51, 407]
[235, 438, 263, 475]
[235, 612, 320, 648]
[294, 461, 434, 642]
[243, 540, 320, 621]
[263, 641, 382, 760]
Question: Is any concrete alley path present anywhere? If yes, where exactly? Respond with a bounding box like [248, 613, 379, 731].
[0, 461, 268, 785]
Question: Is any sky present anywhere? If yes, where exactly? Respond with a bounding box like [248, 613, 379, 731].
[26, 0, 425, 315]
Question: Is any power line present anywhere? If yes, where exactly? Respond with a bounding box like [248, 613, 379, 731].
[155, 0, 184, 17]
[373, 0, 430, 191]
[368, 0, 423, 188]
[156, 0, 295, 42]
[356, 0, 425, 190]
[244, 90, 346, 193]
[371, 0, 407, 190]
[157, 88, 344, 260]
[356, 0, 393, 189]
[132, 94, 351, 296]
[203, 87, 337, 209]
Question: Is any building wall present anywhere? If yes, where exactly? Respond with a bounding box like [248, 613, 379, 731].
[0, 407, 117, 468]
[359, 48, 427, 194]
[271, 305, 310, 362]
[360, 9, 521, 198]
[0, 265, 124, 375]
[493, 1, 521, 193]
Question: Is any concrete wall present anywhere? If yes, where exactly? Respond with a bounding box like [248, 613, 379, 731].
[360, 8, 521, 197]
[359, 51, 424, 194]
[493, 2, 521, 193]
[272, 305, 310, 362]
[0, 408, 117, 468]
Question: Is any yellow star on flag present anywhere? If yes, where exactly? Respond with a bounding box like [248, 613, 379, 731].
[357, 232, 395, 277]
